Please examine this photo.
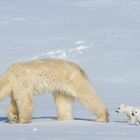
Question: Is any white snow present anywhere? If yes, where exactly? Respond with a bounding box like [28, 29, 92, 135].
[17, 40, 91, 61]
[0, 0, 140, 139]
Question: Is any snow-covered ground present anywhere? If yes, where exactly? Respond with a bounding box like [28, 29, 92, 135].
[0, 0, 140, 139]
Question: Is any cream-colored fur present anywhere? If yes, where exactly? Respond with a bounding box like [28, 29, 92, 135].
[0, 59, 109, 123]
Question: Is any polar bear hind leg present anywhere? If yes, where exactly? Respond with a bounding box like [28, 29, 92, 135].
[14, 90, 33, 123]
[7, 98, 19, 123]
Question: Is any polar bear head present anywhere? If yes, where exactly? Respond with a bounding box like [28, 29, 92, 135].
[116, 104, 126, 113]
[132, 108, 140, 117]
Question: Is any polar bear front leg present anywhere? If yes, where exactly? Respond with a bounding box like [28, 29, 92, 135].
[15, 93, 33, 124]
[53, 91, 73, 121]
[76, 91, 109, 122]
[7, 99, 19, 123]
[135, 117, 140, 125]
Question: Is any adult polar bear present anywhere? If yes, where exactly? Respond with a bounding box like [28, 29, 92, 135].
[0, 59, 109, 123]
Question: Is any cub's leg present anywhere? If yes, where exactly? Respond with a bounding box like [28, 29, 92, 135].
[7, 98, 19, 123]
[15, 93, 33, 123]
[53, 91, 74, 121]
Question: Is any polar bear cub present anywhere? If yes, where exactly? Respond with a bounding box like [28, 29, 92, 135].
[116, 104, 136, 123]
[132, 108, 140, 125]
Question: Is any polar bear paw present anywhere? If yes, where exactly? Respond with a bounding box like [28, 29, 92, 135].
[7, 112, 19, 123]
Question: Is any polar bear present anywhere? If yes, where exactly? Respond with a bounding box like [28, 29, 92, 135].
[116, 104, 136, 123]
[0, 59, 109, 123]
[132, 108, 140, 125]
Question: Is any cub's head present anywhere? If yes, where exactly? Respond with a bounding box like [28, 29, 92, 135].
[132, 108, 140, 117]
[116, 104, 126, 113]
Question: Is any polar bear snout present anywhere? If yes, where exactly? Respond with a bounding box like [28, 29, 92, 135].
[116, 107, 121, 113]
[132, 109, 139, 116]
[132, 113, 135, 116]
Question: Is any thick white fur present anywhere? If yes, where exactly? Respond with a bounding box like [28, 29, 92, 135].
[132, 108, 140, 125]
[0, 59, 109, 123]
[116, 104, 136, 123]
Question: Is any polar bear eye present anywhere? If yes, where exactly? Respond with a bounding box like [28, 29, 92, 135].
[118, 108, 120, 110]
[135, 111, 138, 114]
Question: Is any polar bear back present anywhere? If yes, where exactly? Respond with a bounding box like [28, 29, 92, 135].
[7, 59, 89, 96]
